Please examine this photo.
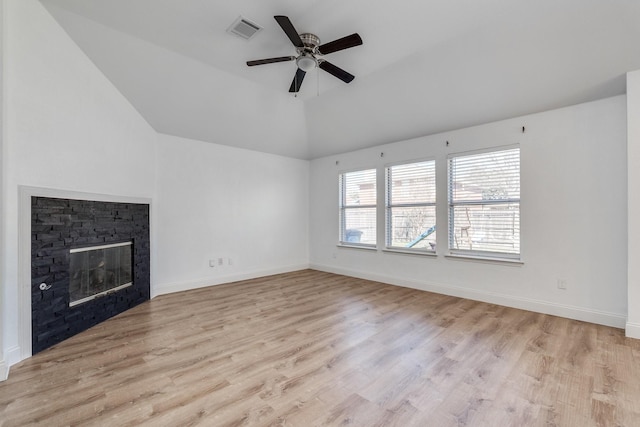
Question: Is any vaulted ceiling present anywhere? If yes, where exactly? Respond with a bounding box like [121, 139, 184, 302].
[40, 0, 640, 159]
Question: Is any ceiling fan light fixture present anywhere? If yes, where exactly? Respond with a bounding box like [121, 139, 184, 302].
[296, 54, 317, 72]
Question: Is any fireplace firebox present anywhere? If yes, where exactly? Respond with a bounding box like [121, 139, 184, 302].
[69, 241, 133, 307]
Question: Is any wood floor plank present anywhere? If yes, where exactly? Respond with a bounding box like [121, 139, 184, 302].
[1, 269, 640, 426]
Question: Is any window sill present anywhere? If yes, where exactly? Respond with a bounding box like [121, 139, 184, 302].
[336, 243, 377, 251]
[445, 253, 523, 266]
[382, 248, 437, 257]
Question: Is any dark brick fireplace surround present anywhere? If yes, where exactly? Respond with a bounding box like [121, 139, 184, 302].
[31, 197, 150, 354]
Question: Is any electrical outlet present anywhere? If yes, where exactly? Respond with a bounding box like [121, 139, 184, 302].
[218, 258, 224, 266]
[228, 258, 233, 266]
[209, 259, 216, 267]
[557, 279, 567, 290]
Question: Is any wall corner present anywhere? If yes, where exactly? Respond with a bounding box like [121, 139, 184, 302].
[627, 69, 640, 334]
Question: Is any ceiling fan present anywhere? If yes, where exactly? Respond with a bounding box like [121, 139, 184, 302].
[247, 15, 363, 93]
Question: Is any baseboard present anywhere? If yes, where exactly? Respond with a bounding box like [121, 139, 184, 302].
[0, 345, 20, 381]
[310, 263, 627, 329]
[625, 322, 640, 339]
[6, 345, 21, 366]
[0, 360, 8, 382]
[154, 263, 311, 297]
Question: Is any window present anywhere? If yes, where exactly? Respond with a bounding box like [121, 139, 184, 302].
[339, 169, 377, 246]
[448, 147, 520, 258]
[386, 161, 436, 251]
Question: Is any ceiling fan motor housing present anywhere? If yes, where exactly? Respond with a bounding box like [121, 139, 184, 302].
[299, 33, 321, 52]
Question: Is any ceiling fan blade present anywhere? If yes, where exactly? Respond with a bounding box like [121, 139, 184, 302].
[274, 15, 304, 48]
[247, 56, 295, 66]
[319, 61, 355, 84]
[289, 68, 306, 93]
[318, 33, 363, 55]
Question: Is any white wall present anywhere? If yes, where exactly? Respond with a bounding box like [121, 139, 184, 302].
[1, 0, 157, 368]
[310, 96, 628, 328]
[628, 70, 640, 338]
[153, 134, 309, 295]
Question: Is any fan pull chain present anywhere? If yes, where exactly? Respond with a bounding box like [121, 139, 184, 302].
[317, 67, 320, 97]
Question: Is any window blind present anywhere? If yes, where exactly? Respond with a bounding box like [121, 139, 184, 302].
[339, 169, 377, 246]
[448, 148, 520, 257]
[386, 161, 436, 250]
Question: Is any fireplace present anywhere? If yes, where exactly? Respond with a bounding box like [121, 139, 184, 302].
[31, 197, 150, 354]
[69, 241, 133, 307]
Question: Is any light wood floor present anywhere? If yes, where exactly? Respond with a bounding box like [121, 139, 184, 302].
[2, 270, 640, 426]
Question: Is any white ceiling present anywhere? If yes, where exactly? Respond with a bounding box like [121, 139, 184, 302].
[40, 0, 640, 159]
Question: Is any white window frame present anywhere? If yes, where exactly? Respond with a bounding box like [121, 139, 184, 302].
[338, 168, 377, 248]
[447, 145, 521, 261]
[385, 159, 437, 253]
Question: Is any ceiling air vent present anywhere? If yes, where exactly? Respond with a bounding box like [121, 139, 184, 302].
[227, 16, 262, 40]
